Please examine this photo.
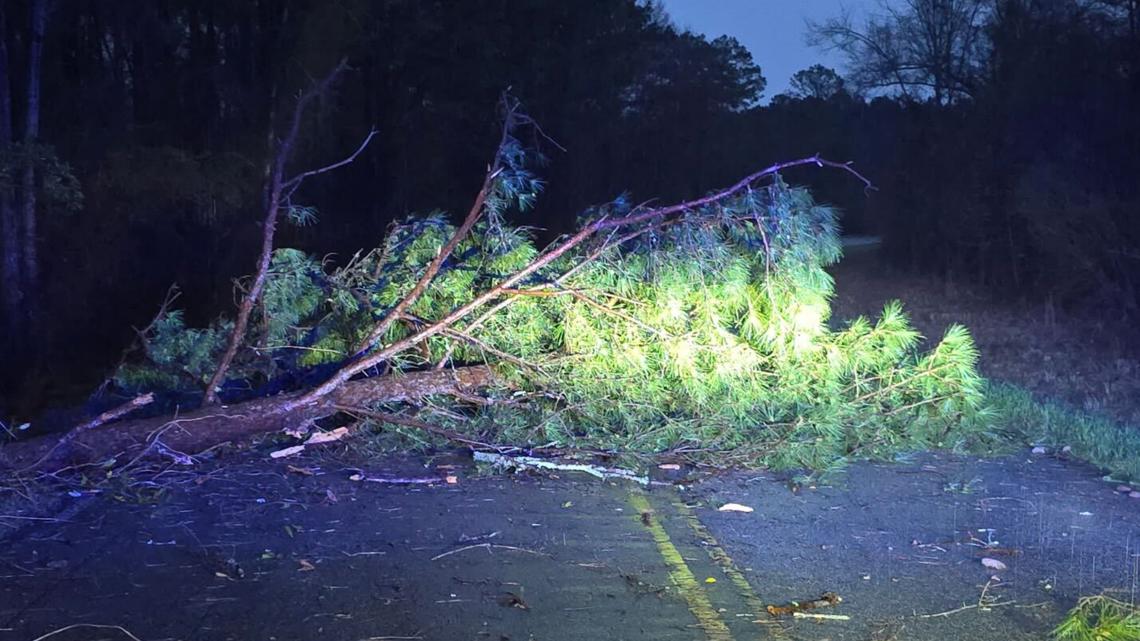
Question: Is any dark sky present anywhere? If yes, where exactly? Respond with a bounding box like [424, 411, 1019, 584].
[659, 1, 866, 99]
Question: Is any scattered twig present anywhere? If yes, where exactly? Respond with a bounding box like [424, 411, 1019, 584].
[918, 577, 1015, 618]
[0, 514, 68, 522]
[430, 542, 545, 561]
[472, 451, 649, 485]
[30, 623, 143, 641]
[918, 600, 1015, 618]
[793, 612, 850, 621]
[352, 474, 447, 485]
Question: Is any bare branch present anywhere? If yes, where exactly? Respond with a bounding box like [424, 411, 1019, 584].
[282, 128, 379, 197]
[203, 59, 355, 405]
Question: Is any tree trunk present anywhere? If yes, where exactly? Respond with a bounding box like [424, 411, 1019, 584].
[0, 2, 21, 340]
[19, 0, 48, 326]
[1, 364, 499, 473]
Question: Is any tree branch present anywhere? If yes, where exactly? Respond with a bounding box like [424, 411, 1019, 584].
[282, 127, 379, 197]
[203, 60, 357, 405]
[350, 95, 520, 359]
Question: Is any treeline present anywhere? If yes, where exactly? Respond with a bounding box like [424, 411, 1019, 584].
[0, 0, 1137, 414]
[816, 0, 1140, 310]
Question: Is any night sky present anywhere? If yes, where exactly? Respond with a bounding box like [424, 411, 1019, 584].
[660, 0, 865, 98]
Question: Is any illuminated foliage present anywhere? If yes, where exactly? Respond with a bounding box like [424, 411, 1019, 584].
[117, 157, 988, 472]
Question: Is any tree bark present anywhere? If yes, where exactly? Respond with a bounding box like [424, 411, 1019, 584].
[2, 364, 498, 473]
[0, 2, 21, 340]
[19, 0, 48, 326]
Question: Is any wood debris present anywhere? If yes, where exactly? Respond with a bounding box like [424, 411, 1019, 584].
[766, 592, 842, 618]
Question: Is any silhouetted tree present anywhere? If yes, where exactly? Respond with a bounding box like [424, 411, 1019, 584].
[788, 64, 847, 100]
[809, 0, 989, 104]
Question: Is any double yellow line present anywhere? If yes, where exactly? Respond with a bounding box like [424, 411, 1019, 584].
[629, 491, 789, 641]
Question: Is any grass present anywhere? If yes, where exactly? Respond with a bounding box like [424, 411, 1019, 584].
[987, 382, 1140, 481]
[831, 243, 1140, 482]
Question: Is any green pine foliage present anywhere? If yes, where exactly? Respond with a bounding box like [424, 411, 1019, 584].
[1054, 595, 1140, 641]
[523, 182, 986, 470]
[116, 151, 990, 471]
[115, 311, 231, 391]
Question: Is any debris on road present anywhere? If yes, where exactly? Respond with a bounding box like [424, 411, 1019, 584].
[766, 592, 842, 617]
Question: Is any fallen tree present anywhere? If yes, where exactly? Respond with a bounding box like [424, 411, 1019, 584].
[2, 98, 990, 477]
[1, 365, 496, 472]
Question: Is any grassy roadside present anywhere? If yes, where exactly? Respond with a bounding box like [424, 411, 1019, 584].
[831, 239, 1140, 482]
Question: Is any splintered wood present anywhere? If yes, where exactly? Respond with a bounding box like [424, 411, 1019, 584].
[766, 592, 843, 618]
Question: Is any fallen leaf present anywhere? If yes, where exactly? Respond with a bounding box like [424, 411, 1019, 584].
[270, 445, 306, 459]
[298, 559, 316, 572]
[981, 557, 1007, 571]
[348, 473, 364, 482]
[445, 475, 459, 484]
[718, 503, 754, 513]
[286, 465, 315, 476]
[705, 577, 717, 584]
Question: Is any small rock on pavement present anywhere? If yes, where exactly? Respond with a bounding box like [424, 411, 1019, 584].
[1130, 491, 1140, 499]
[1117, 485, 1134, 493]
[1031, 446, 1047, 455]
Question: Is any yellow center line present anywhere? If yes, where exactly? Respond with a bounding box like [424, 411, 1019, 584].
[674, 500, 791, 640]
[629, 491, 735, 641]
